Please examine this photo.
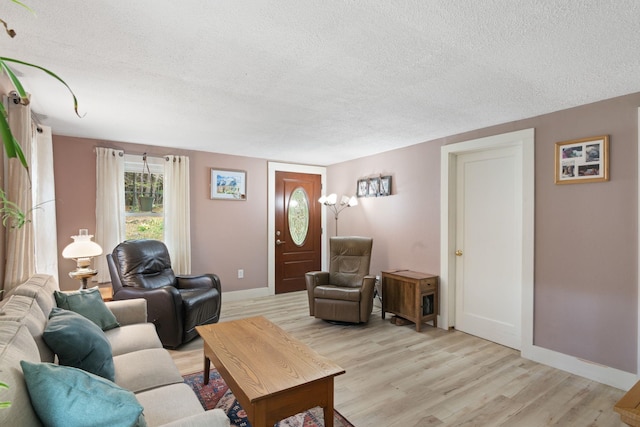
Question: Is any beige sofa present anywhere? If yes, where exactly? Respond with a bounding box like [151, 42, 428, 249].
[0, 274, 229, 426]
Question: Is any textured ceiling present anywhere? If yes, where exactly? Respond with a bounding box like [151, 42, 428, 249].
[3, 1, 640, 166]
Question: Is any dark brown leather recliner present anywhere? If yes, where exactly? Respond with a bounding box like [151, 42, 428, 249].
[106, 239, 221, 348]
[305, 236, 375, 323]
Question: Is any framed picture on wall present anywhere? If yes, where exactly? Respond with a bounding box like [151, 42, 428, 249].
[554, 135, 609, 184]
[379, 175, 392, 196]
[210, 168, 247, 200]
[357, 179, 368, 197]
[368, 177, 380, 197]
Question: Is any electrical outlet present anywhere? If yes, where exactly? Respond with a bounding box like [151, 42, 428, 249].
[237, 269, 244, 279]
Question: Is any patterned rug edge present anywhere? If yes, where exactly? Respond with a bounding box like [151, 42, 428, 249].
[183, 370, 355, 427]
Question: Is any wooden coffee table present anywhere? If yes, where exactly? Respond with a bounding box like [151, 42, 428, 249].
[196, 316, 345, 427]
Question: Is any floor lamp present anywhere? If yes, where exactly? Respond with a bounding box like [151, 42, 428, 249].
[318, 193, 358, 235]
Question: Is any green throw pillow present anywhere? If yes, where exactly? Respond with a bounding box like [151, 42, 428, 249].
[54, 287, 120, 331]
[20, 361, 146, 427]
[43, 307, 115, 381]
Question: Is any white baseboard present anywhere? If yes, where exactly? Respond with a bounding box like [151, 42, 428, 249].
[222, 287, 271, 302]
[522, 344, 637, 391]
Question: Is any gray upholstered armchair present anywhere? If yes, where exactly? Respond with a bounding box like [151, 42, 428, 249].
[305, 236, 375, 323]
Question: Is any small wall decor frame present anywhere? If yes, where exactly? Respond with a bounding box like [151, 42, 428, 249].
[367, 177, 380, 197]
[357, 179, 368, 197]
[379, 175, 392, 196]
[210, 168, 247, 200]
[554, 135, 609, 184]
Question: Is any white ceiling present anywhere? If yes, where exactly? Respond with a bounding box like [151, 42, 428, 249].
[3, 1, 640, 166]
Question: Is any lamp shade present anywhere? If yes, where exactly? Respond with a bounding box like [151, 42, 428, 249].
[62, 231, 103, 259]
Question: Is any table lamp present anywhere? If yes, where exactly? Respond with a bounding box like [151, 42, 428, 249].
[62, 229, 103, 289]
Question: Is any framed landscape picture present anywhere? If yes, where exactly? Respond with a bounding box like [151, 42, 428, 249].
[554, 135, 609, 184]
[211, 168, 246, 200]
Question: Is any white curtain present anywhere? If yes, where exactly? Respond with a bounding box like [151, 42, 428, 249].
[95, 147, 125, 283]
[3, 98, 34, 292]
[164, 155, 190, 274]
[31, 124, 58, 279]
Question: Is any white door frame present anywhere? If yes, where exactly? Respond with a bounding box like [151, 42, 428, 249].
[439, 128, 535, 351]
[267, 162, 327, 295]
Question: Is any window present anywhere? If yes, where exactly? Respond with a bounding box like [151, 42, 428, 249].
[124, 154, 164, 240]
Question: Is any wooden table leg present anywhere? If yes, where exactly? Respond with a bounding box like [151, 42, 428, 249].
[253, 400, 267, 427]
[203, 355, 211, 385]
[324, 378, 334, 427]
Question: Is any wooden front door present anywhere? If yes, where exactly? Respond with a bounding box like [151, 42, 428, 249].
[275, 172, 322, 294]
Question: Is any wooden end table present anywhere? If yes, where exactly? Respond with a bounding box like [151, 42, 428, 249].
[615, 379, 640, 426]
[196, 316, 345, 427]
[381, 270, 439, 332]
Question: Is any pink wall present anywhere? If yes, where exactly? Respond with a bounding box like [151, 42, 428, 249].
[53, 136, 268, 293]
[328, 92, 640, 373]
[52, 91, 639, 374]
[327, 141, 443, 276]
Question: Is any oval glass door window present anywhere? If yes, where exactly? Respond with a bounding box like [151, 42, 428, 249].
[288, 187, 309, 246]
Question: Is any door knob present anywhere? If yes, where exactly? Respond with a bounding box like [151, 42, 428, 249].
[276, 239, 286, 246]
[455, 250, 463, 256]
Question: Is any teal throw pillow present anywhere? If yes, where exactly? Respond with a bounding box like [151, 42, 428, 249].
[54, 287, 120, 331]
[43, 307, 115, 381]
[20, 361, 146, 427]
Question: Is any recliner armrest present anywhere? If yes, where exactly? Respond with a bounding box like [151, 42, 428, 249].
[362, 275, 376, 291]
[176, 274, 221, 292]
[305, 271, 329, 288]
[113, 286, 184, 338]
[305, 271, 329, 316]
[360, 275, 376, 322]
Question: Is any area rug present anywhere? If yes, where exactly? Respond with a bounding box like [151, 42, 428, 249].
[183, 370, 354, 427]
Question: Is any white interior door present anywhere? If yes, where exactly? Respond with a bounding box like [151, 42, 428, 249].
[455, 146, 523, 349]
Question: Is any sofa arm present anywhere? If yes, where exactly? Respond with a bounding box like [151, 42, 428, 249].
[160, 409, 230, 427]
[105, 298, 147, 325]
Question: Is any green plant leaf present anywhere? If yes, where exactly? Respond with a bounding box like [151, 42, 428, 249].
[0, 380, 9, 408]
[0, 57, 82, 117]
[0, 102, 28, 170]
[8, 0, 35, 15]
[0, 60, 28, 104]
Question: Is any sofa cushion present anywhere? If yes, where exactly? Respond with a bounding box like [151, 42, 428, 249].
[314, 284, 362, 302]
[54, 287, 120, 331]
[20, 361, 146, 427]
[113, 348, 184, 393]
[43, 308, 115, 381]
[106, 323, 162, 357]
[135, 383, 205, 426]
[0, 294, 54, 362]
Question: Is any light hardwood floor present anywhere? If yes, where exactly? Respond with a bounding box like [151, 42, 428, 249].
[168, 291, 626, 427]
